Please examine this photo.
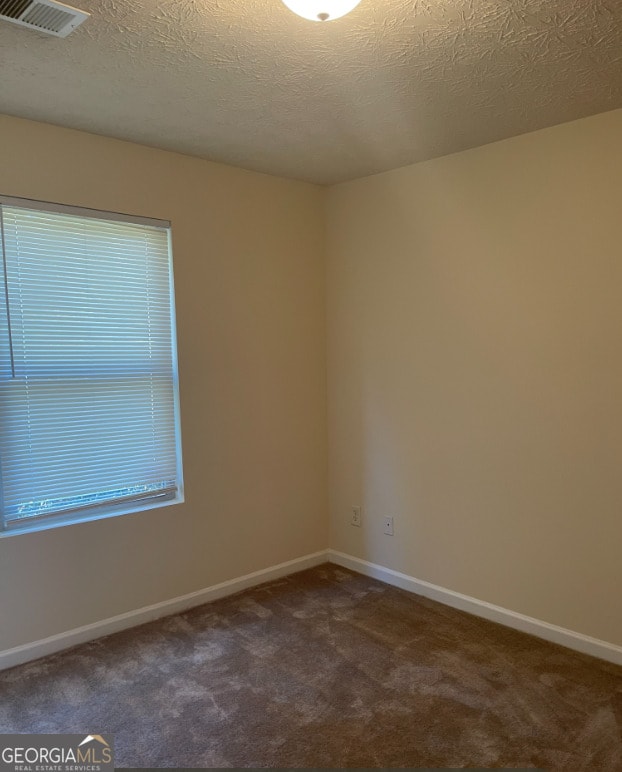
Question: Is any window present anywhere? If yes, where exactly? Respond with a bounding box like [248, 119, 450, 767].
[0, 196, 183, 534]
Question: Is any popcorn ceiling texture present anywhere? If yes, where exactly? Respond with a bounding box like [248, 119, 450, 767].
[1, 0, 621, 184]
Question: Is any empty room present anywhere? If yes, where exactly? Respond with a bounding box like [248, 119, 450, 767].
[1, 0, 621, 769]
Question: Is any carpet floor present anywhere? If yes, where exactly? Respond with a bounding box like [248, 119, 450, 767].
[1, 564, 621, 769]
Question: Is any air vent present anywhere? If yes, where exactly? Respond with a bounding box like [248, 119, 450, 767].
[0, 0, 89, 36]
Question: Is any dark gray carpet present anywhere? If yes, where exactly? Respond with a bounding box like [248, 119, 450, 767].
[1, 564, 621, 769]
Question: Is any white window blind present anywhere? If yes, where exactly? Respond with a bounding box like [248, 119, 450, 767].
[0, 197, 183, 533]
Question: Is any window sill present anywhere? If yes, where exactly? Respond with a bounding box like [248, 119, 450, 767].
[0, 493, 184, 538]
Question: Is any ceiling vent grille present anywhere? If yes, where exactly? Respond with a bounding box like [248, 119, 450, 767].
[0, 0, 89, 36]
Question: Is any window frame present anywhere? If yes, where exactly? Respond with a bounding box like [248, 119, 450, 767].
[0, 195, 184, 538]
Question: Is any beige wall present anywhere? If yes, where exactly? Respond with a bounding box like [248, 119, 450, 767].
[0, 114, 327, 651]
[3, 107, 622, 655]
[326, 109, 622, 647]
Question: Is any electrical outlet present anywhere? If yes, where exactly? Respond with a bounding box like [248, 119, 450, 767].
[383, 516, 394, 535]
[351, 506, 362, 527]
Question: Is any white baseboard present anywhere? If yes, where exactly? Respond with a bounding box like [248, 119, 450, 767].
[328, 549, 622, 667]
[5, 548, 621, 671]
[0, 550, 329, 671]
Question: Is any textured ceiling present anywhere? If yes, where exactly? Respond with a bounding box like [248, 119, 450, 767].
[1, 0, 622, 184]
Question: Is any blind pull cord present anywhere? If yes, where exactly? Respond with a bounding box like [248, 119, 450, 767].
[0, 206, 16, 378]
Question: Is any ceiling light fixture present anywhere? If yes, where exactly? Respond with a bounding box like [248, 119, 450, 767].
[281, 0, 361, 22]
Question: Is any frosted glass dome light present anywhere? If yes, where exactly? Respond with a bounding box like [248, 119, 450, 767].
[281, 0, 362, 22]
